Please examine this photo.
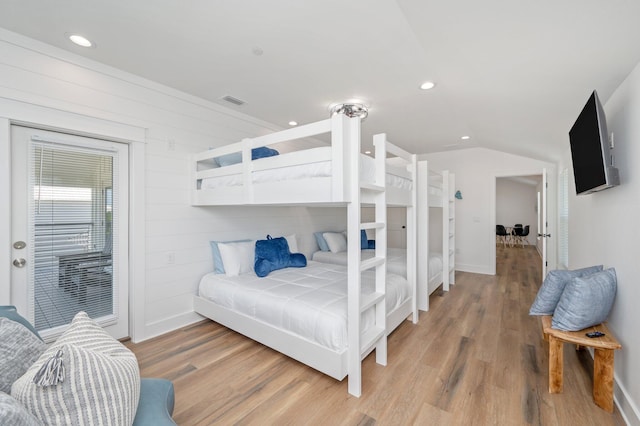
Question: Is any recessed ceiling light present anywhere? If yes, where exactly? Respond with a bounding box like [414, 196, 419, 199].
[288, 121, 298, 126]
[461, 135, 470, 140]
[68, 34, 93, 48]
[365, 150, 372, 154]
[420, 81, 436, 90]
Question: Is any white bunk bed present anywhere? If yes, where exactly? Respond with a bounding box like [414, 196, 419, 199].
[191, 114, 417, 397]
[311, 247, 443, 292]
[416, 163, 456, 311]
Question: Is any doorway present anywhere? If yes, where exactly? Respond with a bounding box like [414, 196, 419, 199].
[10, 126, 129, 341]
[492, 169, 550, 278]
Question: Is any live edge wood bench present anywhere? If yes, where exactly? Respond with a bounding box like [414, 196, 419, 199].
[541, 315, 622, 412]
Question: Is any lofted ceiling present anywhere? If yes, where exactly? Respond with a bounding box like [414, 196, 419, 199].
[1, 0, 640, 162]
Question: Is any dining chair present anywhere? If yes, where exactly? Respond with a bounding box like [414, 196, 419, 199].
[496, 225, 508, 246]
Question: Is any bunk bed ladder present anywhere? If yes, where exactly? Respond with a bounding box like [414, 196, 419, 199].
[346, 121, 387, 398]
[447, 172, 456, 286]
[442, 171, 456, 290]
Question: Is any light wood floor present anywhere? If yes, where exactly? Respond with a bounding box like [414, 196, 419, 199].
[126, 245, 626, 425]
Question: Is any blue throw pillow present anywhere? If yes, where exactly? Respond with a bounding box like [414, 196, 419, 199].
[251, 147, 279, 160]
[254, 235, 307, 277]
[210, 239, 251, 274]
[214, 147, 279, 167]
[552, 268, 617, 331]
[360, 230, 368, 250]
[529, 265, 603, 315]
[314, 232, 330, 252]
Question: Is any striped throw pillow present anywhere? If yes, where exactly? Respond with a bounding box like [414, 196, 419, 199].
[11, 312, 140, 425]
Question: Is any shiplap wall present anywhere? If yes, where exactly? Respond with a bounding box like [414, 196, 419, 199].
[0, 29, 343, 341]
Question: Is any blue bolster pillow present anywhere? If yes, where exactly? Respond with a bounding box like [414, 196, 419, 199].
[254, 235, 307, 277]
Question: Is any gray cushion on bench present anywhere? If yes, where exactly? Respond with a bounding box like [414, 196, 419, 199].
[552, 268, 617, 331]
[529, 265, 603, 315]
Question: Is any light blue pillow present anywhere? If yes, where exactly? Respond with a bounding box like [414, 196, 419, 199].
[529, 265, 603, 315]
[210, 239, 251, 274]
[551, 268, 617, 331]
[314, 232, 330, 252]
[214, 152, 242, 167]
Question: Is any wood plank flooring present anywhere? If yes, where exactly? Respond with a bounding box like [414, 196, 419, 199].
[126, 246, 626, 425]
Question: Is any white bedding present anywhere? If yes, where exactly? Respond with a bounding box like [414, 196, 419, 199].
[198, 261, 409, 352]
[311, 248, 443, 282]
[201, 147, 412, 191]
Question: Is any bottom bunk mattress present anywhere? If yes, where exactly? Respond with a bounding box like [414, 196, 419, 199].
[311, 248, 443, 282]
[197, 261, 409, 352]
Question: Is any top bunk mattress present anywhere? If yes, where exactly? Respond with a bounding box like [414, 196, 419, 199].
[198, 260, 409, 352]
[200, 147, 412, 191]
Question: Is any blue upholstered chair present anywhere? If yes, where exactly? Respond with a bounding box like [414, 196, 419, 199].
[0, 306, 176, 426]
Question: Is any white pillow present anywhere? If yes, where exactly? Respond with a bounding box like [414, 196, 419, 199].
[323, 232, 347, 253]
[218, 240, 255, 276]
[11, 312, 140, 425]
[285, 234, 298, 253]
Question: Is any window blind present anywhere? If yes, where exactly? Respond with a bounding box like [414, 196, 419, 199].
[29, 140, 119, 337]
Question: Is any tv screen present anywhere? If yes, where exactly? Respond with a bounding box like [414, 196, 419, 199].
[568, 90, 619, 195]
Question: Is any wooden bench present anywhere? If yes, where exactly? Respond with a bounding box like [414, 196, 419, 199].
[540, 315, 622, 412]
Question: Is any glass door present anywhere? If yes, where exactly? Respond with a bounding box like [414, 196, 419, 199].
[10, 126, 129, 341]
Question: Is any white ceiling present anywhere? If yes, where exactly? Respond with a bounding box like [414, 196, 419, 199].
[2, 0, 640, 161]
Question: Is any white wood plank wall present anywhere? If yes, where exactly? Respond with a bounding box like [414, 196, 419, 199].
[0, 29, 344, 341]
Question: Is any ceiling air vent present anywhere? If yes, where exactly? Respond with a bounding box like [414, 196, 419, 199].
[220, 95, 246, 106]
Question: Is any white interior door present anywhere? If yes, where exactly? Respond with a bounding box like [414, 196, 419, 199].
[10, 126, 129, 341]
[541, 168, 548, 278]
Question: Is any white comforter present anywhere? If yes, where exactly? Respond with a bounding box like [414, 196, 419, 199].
[198, 261, 409, 352]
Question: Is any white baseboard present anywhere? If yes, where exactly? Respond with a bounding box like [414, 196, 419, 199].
[454, 263, 494, 275]
[615, 377, 640, 426]
[136, 311, 205, 343]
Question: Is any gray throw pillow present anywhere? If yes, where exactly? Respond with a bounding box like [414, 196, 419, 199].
[0, 392, 42, 426]
[0, 318, 46, 394]
[529, 265, 603, 315]
[552, 268, 617, 331]
[0, 391, 42, 426]
[11, 311, 140, 426]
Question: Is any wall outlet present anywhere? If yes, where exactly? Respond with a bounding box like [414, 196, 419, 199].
[165, 251, 175, 264]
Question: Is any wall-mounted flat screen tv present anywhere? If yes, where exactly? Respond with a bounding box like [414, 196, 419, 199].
[568, 90, 619, 195]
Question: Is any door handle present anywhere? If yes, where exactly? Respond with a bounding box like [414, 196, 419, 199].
[13, 258, 26, 268]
